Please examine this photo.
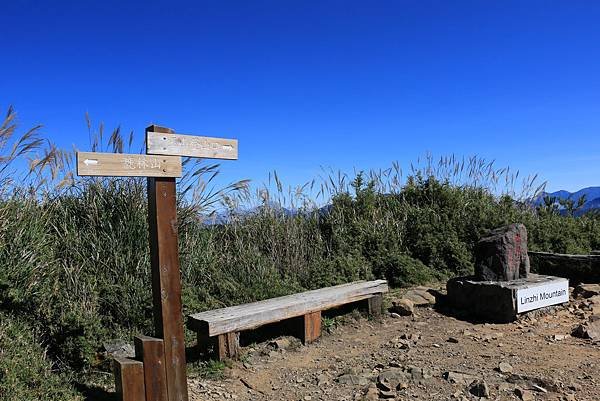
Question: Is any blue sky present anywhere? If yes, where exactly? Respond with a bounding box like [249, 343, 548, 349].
[2, 1, 599, 195]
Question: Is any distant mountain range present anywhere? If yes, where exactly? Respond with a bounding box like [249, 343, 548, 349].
[204, 187, 600, 224]
[534, 187, 600, 216]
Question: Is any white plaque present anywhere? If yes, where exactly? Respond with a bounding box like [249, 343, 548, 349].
[516, 279, 569, 313]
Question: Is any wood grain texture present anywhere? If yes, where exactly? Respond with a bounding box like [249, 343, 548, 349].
[215, 332, 240, 360]
[114, 357, 145, 401]
[147, 131, 238, 160]
[303, 311, 321, 344]
[147, 125, 189, 401]
[134, 336, 168, 401]
[77, 152, 182, 177]
[367, 294, 384, 316]
[188, 280, 388, 336]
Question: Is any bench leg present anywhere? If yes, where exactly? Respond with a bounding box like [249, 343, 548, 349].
[302, 311, 322, 344]
[367, 293, 384, 316]
[198, 330, 240, 360]
[216, 332, 240, 360]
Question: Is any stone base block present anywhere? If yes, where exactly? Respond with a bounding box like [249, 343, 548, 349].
[447, 274, 569, 322]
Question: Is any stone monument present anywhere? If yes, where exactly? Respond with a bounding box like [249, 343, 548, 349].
[447, 223, 569, 322]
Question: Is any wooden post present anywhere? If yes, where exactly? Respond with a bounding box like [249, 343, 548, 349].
[114, 357, 146, 401]
[147, 125, 189, 401]
[135, 336, 168, 401]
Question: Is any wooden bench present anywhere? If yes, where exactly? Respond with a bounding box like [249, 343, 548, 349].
[188, 280, 389, 360]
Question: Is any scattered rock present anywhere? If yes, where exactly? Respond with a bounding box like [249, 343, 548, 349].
[403, 288, 436, 306]
[572, 318, 600, 340]
[553, 334, 567, 341]
[337, 373, 370, 386]
[498, 382, 514, 392]
[515, 387, 534, 401]
[468, 379, 490, 398]
[379, 389, 396, 399]
[389, 298, 414, 316]
[269, 337, 293, 350]
[102, 340, 135, 358]
[377, 368, 411, 390]
[498, 362, 513, 374]
[361, 383, 379, 401]
[447, 337, 459, 343]
[506, 374, 561, 392]
[443, 371, 476, 385]
[574, 283, 600, 299]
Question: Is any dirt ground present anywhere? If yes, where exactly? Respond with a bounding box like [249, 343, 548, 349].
[187, 287, 600, 401]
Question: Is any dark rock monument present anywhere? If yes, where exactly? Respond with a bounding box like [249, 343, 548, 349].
[475, 223, 530, 281]
[447, 224, 569, 322]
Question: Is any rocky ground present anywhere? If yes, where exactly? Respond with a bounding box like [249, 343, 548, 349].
[187, 284, 600, 401]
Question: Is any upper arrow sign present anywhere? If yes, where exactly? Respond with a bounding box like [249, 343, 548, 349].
[77, 152, 182, 177]
[146, 131, 238, 160]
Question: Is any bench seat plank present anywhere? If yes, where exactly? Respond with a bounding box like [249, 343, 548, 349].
[188, 280, 388, 336]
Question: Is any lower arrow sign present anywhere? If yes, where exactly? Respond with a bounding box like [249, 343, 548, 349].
[77, 152, 182, 177]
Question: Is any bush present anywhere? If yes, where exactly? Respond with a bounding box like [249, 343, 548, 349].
[0, 313, 80, 401]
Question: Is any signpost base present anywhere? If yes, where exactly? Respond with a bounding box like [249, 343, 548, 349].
[447, 274, 569, 322]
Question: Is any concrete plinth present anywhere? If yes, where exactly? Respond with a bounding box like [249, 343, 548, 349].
[446, 274, 569, 322]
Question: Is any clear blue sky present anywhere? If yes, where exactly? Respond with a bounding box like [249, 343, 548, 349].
[2, 1, 599, 194]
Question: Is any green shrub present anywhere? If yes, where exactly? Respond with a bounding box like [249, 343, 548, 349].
[0, 313, 80, 401]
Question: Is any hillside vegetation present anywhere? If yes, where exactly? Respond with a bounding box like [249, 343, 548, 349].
[1, 108, 599, 400]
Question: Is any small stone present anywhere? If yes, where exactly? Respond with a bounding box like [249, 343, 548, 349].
[102, 340, 135, 358]
[269, 337, 293, 350]
[362, 383, 379, 401]
[468, 379, 490, 398]
[572, 320, 600, 340]
[574, 283, 600, 299]
[390, 312, 402, 318]
[389, 298, 414, 316]
[403, 288, 436, 306]
[498, 362, 513, 374]
[379, 389, 396, 399]
[337, 373, 370, 386]
[553, 334, 567, 341]
[443, 371, 476, 385]
[378, 368, 411, 390]
[515, 387, 534, 401]
[316, 373, 329, 386]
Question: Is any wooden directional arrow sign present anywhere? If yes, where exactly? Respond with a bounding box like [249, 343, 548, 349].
[146, 131, 238, 160]
[77, 152, 182, 177]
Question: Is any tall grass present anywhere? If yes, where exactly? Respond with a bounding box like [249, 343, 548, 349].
[1, 106, 599, 400]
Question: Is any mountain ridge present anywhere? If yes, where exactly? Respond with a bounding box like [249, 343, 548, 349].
[537, 186, 600, 216]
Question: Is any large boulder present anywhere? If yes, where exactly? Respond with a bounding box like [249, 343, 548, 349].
[475, 223, 530, 281]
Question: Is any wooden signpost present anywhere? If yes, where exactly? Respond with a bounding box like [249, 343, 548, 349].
[76, 125, 238, 401]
